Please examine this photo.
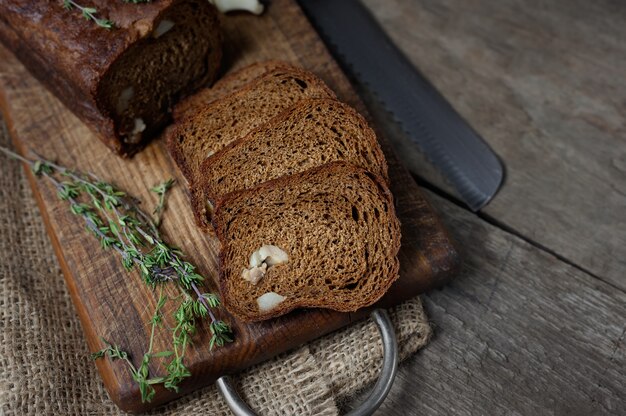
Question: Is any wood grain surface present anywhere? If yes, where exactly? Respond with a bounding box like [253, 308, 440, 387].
[360, 0, 626, 290]
[0, 0, 458, 413]
[352, 190, 626, 415]
[342, 0, 625, 414]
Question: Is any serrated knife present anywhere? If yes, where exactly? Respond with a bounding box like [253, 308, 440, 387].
[298, 0, 504, 211]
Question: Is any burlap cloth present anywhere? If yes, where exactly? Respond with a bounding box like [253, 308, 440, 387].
[0, 118, 431, 415]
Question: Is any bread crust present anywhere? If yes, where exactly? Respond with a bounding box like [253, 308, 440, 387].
[199, 98, 390, 227]
[213, 161, 401, 322]
[167, 65, 336, 182]
[173, 60, 296, 121]
[0, 0, 221, 156]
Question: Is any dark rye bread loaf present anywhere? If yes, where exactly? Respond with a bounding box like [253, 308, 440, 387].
[213, 162, 401, 322]
[167, 66, 336, 229]
[0, 0, 221, 156]
[173, 60, 295, 120]
[197, 98, 389, 226]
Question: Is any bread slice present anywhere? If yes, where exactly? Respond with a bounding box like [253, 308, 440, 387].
[167, 66, 336, 184]
[213, 161, 401, 322]
[197, 98, 389, 227]
[167, 66, 336, 230]
[173, 60, 295, 120]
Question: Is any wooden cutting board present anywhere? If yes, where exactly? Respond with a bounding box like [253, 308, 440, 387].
[0, 0, 459, 412]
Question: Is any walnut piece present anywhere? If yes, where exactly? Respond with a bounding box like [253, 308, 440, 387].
[241, 262, 267, 285]
[257, 292, 286, 312]
[153, 20, 175, 38]
[126, 118, 146, 144]
[205, 200, 215, 216]
[209, 0, 264, 15]
[249, 245, 289, 268]
[116, 86, 134, 114]
[242, 245, 288, 285]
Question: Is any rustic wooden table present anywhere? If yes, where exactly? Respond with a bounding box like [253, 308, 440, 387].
[347, 0, 625, 414]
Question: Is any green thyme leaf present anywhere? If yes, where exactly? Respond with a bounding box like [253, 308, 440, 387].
[63, 0, 115, 29]
[0, 146, 233, 403]
[150, 178, 175, 226]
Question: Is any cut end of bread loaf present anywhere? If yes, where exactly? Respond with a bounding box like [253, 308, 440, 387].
[98, 0, 221, 154]
[166, 65, 336, 185]
[198, 98, 389, 227]
[214, 162, 401, 322]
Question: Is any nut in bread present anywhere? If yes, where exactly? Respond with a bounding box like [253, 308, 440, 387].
[242, 245, 289, 285]
[215, 162, 401, 322]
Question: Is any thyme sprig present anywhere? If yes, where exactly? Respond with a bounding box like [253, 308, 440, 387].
[151, 178, 175, 227]
[1, 147, 233, 402]
[63, 0, 114, 29]
[91, 289, 170, 402]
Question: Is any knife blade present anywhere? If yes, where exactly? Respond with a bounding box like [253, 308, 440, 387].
[298, 0, 504, 211]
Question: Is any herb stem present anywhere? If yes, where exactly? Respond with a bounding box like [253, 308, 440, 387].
[151, 179, 175, 227]
[191, 281, 218, 322]
[1, 147, 136, 262]
[63, 0, 114, 29]
[5, 147, 225, 314]
[26, 151, 163, 272]
[1, 146, 233, 400]
[31, 151, 161, 240]
[1, 146, 33, 165]
[148, 286, 165, 354]
[7, 147, 232, 319]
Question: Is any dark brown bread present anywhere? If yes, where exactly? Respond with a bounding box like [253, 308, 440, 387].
[167, 66, 336, 184]
[197, 98, 389, 226]
[0, 0, 221, 156]
[173, 60, 296, 120]
[167, 66, 336, 230]
[213, 161, 401, 322]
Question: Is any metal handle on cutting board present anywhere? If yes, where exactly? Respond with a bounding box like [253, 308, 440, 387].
[215, 309, 399, 416]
